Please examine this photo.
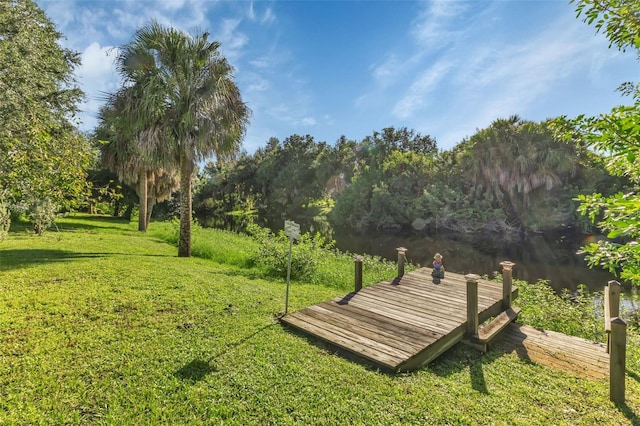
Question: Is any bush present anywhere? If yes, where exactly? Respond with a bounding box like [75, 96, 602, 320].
[516, 279, 604, 342]
[27, 198, 59, 236]
[248, 224, 322, 282]
[246, 223, 406, 287]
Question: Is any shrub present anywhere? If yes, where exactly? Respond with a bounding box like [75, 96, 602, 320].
[246, 223, 406, 287]
[248, 224, 330, 282]
[27, 198, 59, 236]
[516, 279, 604, 342]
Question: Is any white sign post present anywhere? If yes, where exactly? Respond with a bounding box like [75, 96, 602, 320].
[284, 220, 300, 240]
[284, 220, 300, 315]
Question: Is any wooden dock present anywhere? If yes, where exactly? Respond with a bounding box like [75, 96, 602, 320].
[497, 323, 609, 380]
[282, 267, 627, 402]
[281, 267, 517, 372]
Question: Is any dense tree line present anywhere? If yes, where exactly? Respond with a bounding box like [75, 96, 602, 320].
[0, 0, 93, 234]
[191, 121, 624, 242]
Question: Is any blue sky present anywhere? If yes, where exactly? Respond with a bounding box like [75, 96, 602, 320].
[38, 0, 638, 154]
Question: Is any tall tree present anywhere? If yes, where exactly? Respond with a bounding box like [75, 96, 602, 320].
[0, 0, 90, 207]
[96, 87, 178, 231]
[114, 21, 249, 255]
[461, 116, 587, 231]
[330, 127, 439, 231]
[566, 0, 640, 285]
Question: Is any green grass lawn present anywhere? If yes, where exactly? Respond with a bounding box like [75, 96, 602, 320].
[1, 214, 639, 424]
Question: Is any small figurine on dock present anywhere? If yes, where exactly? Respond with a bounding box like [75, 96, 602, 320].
[432, 253, 445, 282]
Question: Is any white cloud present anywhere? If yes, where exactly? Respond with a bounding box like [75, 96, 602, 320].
[249, 58, 273, 69]
[246, 76, 270, 93]
[76, 43, 120, 131]
[216, 18, 249, 60]
[161, 0, 187, 11]
[299, 117, 316, 126]
[411, 0, 469, 48]
[450, 17, 602, 122]
[78, 42, 118, 80]
[246, 1, 275, 25]
[372, 54, 400, 84]
[392, 60, 453, 119]
[261, 7, 276, 25]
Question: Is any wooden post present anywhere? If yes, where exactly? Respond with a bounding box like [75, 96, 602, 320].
[500, 261, 515, 310]
[610, 317, 627, 404]
[605, 280, 621, 353]
[354, 255, 363, 292]
[397, 247, 407, 278]
[465, 274, 480, 337]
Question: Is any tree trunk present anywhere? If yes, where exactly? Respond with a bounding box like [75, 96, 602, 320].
[113, 198, 121, 217]
[146, 170, 155, 229]
[178, 157, 193, 257]
[147, 197, 156, 227]
[138, 169, 148, 232]
[122, 203, 134, 221]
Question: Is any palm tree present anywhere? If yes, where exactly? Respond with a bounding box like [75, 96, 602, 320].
[116, 21, 249, 256]
[463, 116, 579, 228]
[96, 87, 173, 232]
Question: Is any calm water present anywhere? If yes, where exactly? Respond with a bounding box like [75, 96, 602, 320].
[333, 230, 632, 296]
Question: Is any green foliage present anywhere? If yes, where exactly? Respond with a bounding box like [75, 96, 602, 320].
[460, 116, 600, 233]
[151, 219, 258, 268]
[247, 224, 325, 282]
[193, 161, 258, 232]
[0, 0, 90, 208]
[330, 128, 440, 232]
[575, 191, 640, 282]
[26, 198, 59, 236]
[107, 20, 249, 253]
[193, 120, 617, 242]
[248, 223, 404, 288]
[572, 0, 640, 54]
[565, 0, 640, 286]
[516, 280, 604, 341]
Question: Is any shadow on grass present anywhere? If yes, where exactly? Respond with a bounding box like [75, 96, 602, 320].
[617, 402, 640, 426]
[0, 249, 106, 270]
[278, 323, 400, 375]
[428, 344, 501, 395]
[174, 359, 218, 383]
[10, 215, 132, 234]
[174, 324, 277, 383]
[469, 354, 489, 394]
[208, 266, 285, 284]
[0, 248, 174, 270]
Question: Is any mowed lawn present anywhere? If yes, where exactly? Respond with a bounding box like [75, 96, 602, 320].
[1, 215, 639, 425]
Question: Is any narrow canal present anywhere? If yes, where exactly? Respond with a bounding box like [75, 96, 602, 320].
[333, 229, 637, 299]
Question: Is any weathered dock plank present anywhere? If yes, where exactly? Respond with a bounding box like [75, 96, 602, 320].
[497, 323, 609, 380]
[282, 268, 515, 371]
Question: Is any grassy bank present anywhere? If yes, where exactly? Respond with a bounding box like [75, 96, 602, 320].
[1, 214, 639, 424]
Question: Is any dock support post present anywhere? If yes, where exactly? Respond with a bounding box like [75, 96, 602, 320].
[610, 317, 627, 404]
[500, 261, 515, 310]
[354, 255, 363, 292]
[465, 274, 480, 337]
[605, 281, 621, 353]
[397, 247, 407, 278]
